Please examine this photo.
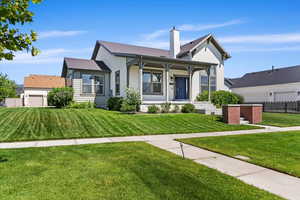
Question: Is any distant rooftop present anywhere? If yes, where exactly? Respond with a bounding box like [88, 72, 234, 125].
[230, 65, 300, 88]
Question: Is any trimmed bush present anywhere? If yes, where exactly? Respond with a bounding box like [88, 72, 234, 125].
[67, 101, 95, 109]
[235, 93, 244, 104]
[120, 101, 136, 113]
[48, 87, 73, 108]
[107, 97, 123, 111]
[172, 105, 180, 113]
[181, 103, 195, 113]
[120, 88, 141, 112]
[161, 103, 171, 113]
[196, 90, 240, 108]
[148, 105, 160, 113]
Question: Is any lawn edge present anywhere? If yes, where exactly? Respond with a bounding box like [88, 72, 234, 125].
[177, 135, 300, 179]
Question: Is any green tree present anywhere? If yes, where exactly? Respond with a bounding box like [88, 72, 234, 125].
[0, 73, 17, 102]
[0, 0, 42, 60]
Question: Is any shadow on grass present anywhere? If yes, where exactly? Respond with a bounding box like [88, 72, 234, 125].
[0, 157, 8, 163]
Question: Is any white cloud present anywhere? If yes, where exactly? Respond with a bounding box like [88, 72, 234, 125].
[178, 19, 245, 32]
[39, 30, 87, 39]
[229, 46, 300, 52]
[3, 48, 92, 64]
[141, 19, 244, 41]
[220, 33, 300, 44]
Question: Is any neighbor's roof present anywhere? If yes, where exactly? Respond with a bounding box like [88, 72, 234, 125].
[64, 57, 111, 72]
[93, 34, 230, 60]
[24, 75, 65, 89]
[230, 65, 300, 88]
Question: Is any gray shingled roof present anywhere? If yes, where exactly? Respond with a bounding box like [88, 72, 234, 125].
[64, 57, 111, 72]
[98, 40, 170, 57]
[230, 65, 300, 88]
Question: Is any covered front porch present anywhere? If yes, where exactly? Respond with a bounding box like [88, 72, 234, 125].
[125, 54, 217, 104]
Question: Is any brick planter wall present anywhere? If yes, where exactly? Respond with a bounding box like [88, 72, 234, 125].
[222, 105, 240, 124]
[240, 104, 263, 124]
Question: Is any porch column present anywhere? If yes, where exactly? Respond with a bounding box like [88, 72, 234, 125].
[188, 66, 193, 102]
[165, 64, 170, 102]
[207, 66, 211, 102]
[139, 60, 144, 102]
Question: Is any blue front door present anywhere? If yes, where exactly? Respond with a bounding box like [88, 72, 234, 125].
[175, 77, 189, 99]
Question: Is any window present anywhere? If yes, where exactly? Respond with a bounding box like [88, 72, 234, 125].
[82, 73, 105, 95]
[95, 75, 105, 95]
[115, 71, 120, 95]
[82, 74, 93, 93]
[143, 71, 163, 95]
[200, 67, 216, 93]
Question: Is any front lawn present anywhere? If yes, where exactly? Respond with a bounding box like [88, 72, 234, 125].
[0, 108, 258, 142]
[179, 131, 300, 177]
[0, 142, 281, 200]
[261, 112, 300, 127]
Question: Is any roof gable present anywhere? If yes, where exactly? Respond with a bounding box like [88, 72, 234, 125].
[178, 34, 230, 59]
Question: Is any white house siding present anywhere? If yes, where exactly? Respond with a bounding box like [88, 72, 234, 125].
[72, 69, 110, 107]
[192, 42, 225, 92]
[23, 88, 50, 107]
[232, 82, 300, 102]
[95, 46, 127, 97]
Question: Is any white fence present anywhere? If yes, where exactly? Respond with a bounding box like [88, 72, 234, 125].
[4, 98, 23, 107]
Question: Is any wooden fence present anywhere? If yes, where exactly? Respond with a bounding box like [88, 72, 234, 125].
[247, 101, 300, 113]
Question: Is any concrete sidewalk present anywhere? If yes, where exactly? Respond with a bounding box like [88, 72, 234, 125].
[148, 139, 300, 200]
[1, 125, 300, 199]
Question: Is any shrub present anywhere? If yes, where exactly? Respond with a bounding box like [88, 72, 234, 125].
[148, 105, 160, 113]
[161, 103, 171, 113]
[67, 101, 95, 109]
[120, 101, 136, 113]
[196, 90, 240, 108]
[120, 88, 141, 112]
[235, 93, 244, 104]
[181, 103, 195, 113]
[107, 97, 123, 111]
[172, 105, 180, 113]
[48, 87, 73, 108]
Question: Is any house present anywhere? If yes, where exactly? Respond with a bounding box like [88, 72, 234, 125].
[61, 27, 230, 112]
[230, 65, 300, 102]
[23, 75, 66, 107]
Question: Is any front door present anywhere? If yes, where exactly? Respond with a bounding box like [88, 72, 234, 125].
[175, 77, 189, 100]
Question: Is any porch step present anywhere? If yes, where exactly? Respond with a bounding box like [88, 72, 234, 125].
[240, 117, 249, 124]
[194, 101, 222, 115]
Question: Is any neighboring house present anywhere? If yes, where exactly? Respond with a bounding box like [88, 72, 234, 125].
[224, 78, 233, 91]
[23, 75, 65, 107]
[61, 27, 230, 111]
[230, 65, 300, 102]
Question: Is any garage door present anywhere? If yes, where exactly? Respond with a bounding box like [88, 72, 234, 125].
[28, 95, 44, 107]
[274, 91, 297, 102]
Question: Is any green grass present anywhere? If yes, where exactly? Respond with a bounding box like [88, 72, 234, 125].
[261, 112, 300, 127]
[0, 142, 281, 200]
[179, 131, 300, 177]
[0, 108, 258, 142]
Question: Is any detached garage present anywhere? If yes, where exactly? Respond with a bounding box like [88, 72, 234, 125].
[23, 75, 66, 107]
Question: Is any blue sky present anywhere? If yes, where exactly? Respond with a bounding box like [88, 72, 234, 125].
[1, 0, 300, 84]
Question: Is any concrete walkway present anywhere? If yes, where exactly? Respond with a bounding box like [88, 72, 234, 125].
[1, 125, 300, 199]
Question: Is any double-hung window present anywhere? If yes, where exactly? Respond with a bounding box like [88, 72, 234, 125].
[115, 71, 120, 95]
[143, 71, 163, 95]
[200, 67, 216, 92]
[82, 74, 93, 94]
[94, 75, 105, 95]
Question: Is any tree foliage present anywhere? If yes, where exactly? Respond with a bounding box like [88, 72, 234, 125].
[0, 73, 17, 102]
[0, 0, 42, 60]
[47, 87, 73, 108]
